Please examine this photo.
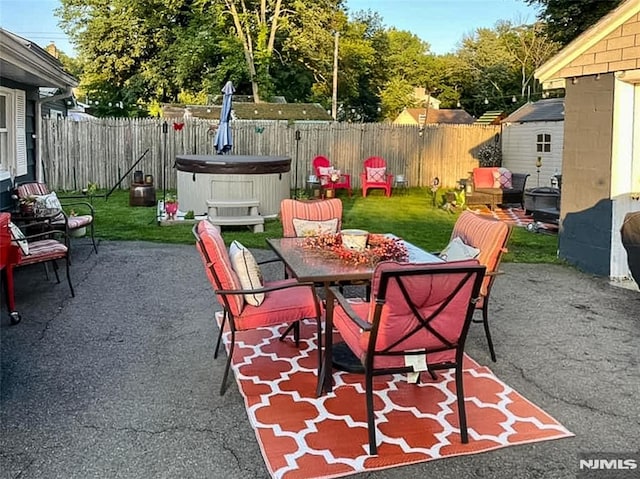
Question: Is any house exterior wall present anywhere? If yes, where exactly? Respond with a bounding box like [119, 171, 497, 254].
[559, 74, 615, 276]
[0, 78, 37, 211]
[502, 121, 564, 186]
[393, 110, 418, 125]
[558, 13, 640, 78]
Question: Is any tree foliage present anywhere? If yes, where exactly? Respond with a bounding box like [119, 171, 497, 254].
[526, 0, 623, 45]
[54, 0, 573, 120]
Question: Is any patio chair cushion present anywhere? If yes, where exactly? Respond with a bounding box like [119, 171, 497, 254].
[55, 215, 92, 230]
[17, 239, 68, 266]
[196, 221, 244, 315]
[439, 237, 480, 262]
[9, 221, 29, 255]
[229, 240, 265, 306]
[366, 167, 387, 182]
[234, 279, 319, 330]
[292, 218, 339, 237]
[493, 168, 512, 189]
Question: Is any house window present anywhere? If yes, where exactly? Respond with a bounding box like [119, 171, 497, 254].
[536, 133, 551, 153]
[0, 87, 26, 178]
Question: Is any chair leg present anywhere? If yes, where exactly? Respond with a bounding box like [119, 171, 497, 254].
[90, 222, 98, 254]
[214, 310, 228, 359]
[366, 370, 377, 455]
[482, 302, 496, 362]
[279, 322, 300, 346]
[455, 364, 469, 444]
[220, 329, 236, 395]
[51, 260, 61, 284]
[64, 256, 75, 297]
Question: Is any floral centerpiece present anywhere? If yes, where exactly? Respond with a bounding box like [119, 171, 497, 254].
[302, 232, 408, 266]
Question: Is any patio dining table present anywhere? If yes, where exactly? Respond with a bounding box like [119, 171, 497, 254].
[266, 236, 442, 396]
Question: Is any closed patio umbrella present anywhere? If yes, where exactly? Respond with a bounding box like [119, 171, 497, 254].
[214, 81, 235, 154]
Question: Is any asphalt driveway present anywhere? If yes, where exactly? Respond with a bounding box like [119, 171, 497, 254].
[1, 240, 639, 478]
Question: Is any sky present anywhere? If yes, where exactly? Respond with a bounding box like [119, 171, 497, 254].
[0, 0, 540, 57]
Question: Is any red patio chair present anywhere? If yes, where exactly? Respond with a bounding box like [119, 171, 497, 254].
[325, 260, 486, 455]
[5, 214, 75, 305]
[280, 198, 343, 238]
[312, 156, 352, 197]
[448, 211, 512, 361]
[361, 156, 393, 197]
[193, 220, 323, 395]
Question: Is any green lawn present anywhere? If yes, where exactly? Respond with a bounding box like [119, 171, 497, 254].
[85, 188, 560, 264]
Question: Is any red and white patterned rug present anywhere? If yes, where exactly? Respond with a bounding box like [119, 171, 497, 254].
[217, 315, 573, 479]
[467, 206, 559, 233]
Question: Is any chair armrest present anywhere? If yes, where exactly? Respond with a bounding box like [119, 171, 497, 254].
[59, 200, 95, 216]
[485, 270, 504, 277]
[215, 280, 317, 297]
[328, 285, 372, 331]
[257, 257, 283, 266]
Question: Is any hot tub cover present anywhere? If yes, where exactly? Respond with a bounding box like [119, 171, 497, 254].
[175, 155, 291, 175]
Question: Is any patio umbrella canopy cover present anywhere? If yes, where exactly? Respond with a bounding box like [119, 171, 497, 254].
[214, 81, 235, 154]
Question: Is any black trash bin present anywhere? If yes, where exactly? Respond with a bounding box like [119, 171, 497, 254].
[621, 211, 640, 284]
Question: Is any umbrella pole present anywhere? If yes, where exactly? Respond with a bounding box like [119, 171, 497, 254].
[162, 121, 168, 204]
[294, 130, 301, 198]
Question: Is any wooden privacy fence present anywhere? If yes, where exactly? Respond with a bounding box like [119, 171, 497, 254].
[41, 118, 500, 192]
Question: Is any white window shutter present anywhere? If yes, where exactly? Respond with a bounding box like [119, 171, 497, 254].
[15, 89, 27, 177]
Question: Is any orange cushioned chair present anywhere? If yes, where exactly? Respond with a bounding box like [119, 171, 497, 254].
[312, 155, 352, 197]
[361, 156, 393, 197]
[15, 182, 97, 254]
[280, 198, 343, 238]
[194, 220, 322, 395]
[325, 260, 486, 455]
[447, 211, 512, 361]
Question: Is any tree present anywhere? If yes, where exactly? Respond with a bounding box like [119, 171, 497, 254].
[526, 0, 623, 45]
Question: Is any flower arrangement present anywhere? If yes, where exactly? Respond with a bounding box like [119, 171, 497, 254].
[302, 233, 408, 265]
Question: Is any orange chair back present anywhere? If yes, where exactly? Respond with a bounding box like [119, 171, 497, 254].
[450, 211, 511, 297]
[280, 198, 343, 237]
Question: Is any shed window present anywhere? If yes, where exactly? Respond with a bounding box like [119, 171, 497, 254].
[536, 133, 551, 153]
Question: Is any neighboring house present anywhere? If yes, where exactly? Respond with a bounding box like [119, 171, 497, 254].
[162, 102, 333, 122]
[475, 111, 507, 125]
[0, 28, 77, 210]
[535, 0, 640, 282]
[501, 98, 565, 187]
[411, 88, 441, 109]
[40, 87, 73, 118]
[393, 108, 475, 126]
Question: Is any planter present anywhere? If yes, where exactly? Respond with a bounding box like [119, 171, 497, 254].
[70, 226, 86, 238]
[621, 211, 640, 284]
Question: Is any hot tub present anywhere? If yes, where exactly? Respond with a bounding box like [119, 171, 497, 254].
[175, 155, 291, 217]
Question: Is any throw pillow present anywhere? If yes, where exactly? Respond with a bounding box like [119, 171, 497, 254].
[228, 240, 265, 306]
[366, 167, 387, 182]
[292, 218, 339, 237]
[439, 236, 480, 262]
[318, 166, 332, 176]
[33, 192, 63, 217]
[9, 221, 29, 255]
[493, 167, 513, 189]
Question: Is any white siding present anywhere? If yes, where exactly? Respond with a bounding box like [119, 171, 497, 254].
[502, 121, 564, 188]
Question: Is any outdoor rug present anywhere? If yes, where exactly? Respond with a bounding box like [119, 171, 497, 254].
[216, 314, 573, 479]
[468, 206, 559, 233]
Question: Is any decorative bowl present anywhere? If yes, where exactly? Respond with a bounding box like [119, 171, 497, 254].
[340, 229, 369, 251]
